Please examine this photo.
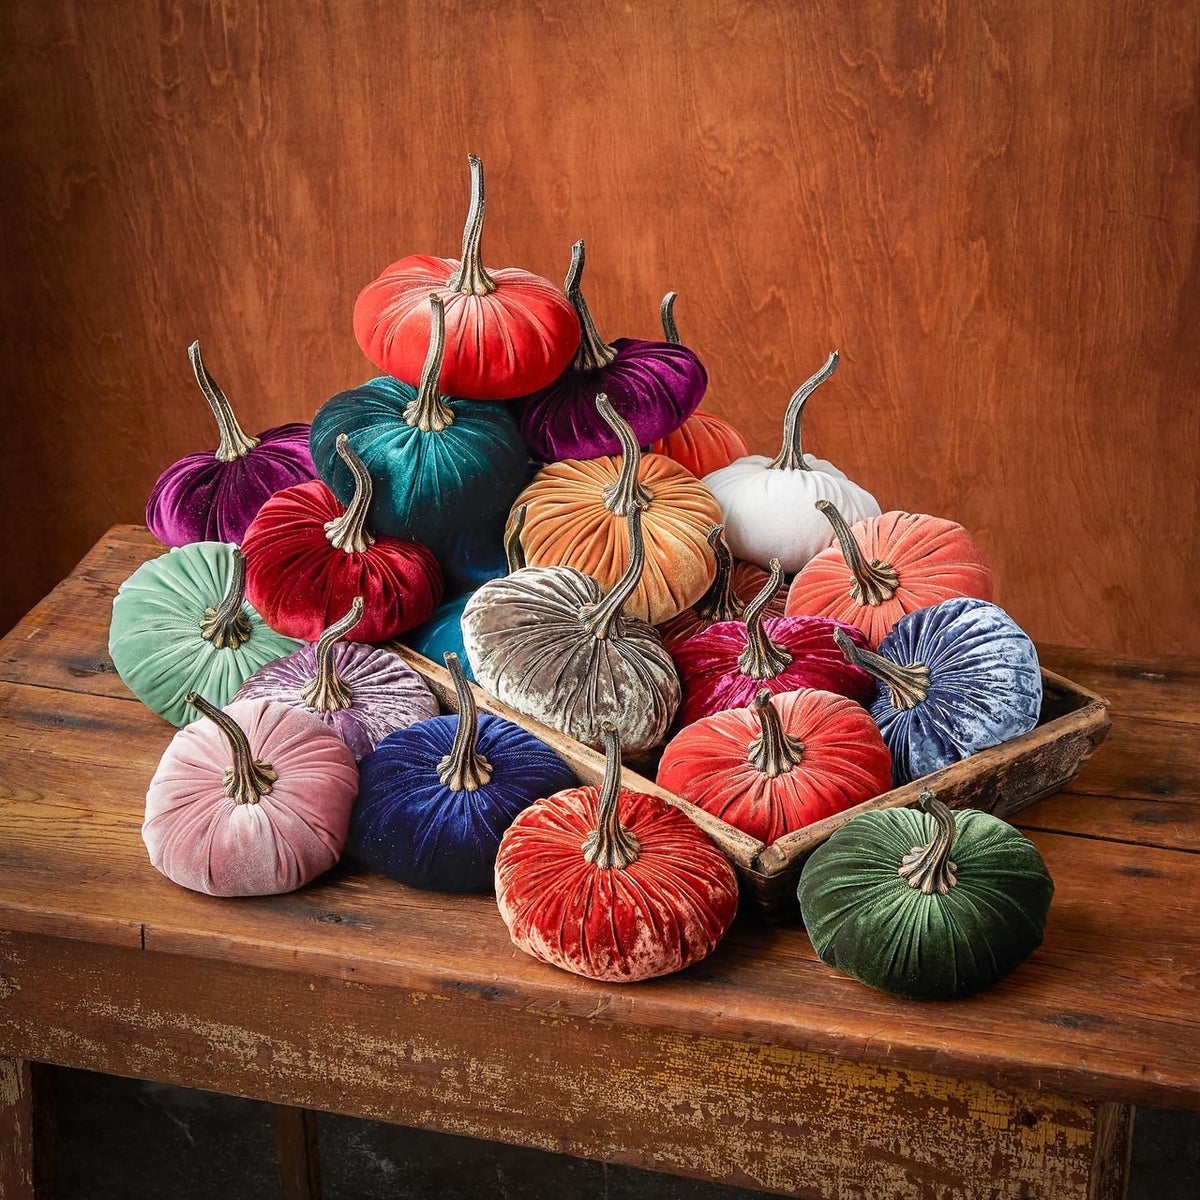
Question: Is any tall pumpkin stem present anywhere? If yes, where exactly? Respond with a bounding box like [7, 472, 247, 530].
[189, 341, 260, 462]
[187, 693, 277, 805]
[565, 240, 618, 371]
[747, 689, 806, 776]
[660, 291, 681, 344]
[737, 560, 793, 679]
[582, 723, 641, 869]
[815, 500, 898, 605]
[898, 791, 959, 894]
[324, 434, 377, 554]
[694, 525, 743, 623]
[300, 597, 364, 712]
[437, 653, 494, 792]
[597, 394, 653, 515]
[447, 154, 497, 296]
[768, 351, 839, 472]
[504, 504, 528, 573]
[405, 294, 455, 432]
[580, 504, 647, 641]
[833, 628, 931, 709]
[199, 547, 253, 650]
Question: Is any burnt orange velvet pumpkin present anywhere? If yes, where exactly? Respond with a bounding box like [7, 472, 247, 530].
[785, 502, 995, 647]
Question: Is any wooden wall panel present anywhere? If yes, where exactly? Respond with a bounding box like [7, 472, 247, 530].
[1, 1, 1197, 655]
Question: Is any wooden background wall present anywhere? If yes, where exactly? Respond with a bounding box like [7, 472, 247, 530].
[1, 1, 1197, 656]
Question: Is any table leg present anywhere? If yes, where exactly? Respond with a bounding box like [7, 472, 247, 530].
[272, 1104, 321, 1200]
[0, 1059, 52, 1200]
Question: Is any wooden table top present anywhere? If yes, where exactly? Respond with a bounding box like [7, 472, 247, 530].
[1, 526, 1198, 1113]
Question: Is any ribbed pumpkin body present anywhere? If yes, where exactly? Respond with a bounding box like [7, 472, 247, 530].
[658, 559, 785, 652]
[403, 595, 475, 682]
[651, 411, 748, 479]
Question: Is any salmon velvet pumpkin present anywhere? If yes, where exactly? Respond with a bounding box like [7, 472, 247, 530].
[786, 502, 995, 646]
[657, 689, 892, 844]
[495, 725, 739, 982]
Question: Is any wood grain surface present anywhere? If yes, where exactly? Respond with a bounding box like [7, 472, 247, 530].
[1, 2, 1197, 657]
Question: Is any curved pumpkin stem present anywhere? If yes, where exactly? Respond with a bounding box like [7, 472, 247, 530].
[737, 560, 793, 679]
[189, 341, 260, 462]
[694, 525, 744, 623]
[660, 291, 681, 344]
[300, 597, 363, 713]
[747, 689, 806, 777]
[582, 723, 641, 869]
[598, 394, 653, 515]
[199, 547, 253, 650]
[580, 503, 647, 641]
[504, 504, 527, 573]
[815, 500, 898, 605]
[324, 435, 377, 554]
[898, 791, 959, 894]
[437, 652, 494, 792]
[187, 693, 277, 805]
[565, 240, 618, 371]
[833, 627, 931, 709]
[447, 154, 497, 296]
[768, 351, 839, 472]
[405, 294, 455, 432]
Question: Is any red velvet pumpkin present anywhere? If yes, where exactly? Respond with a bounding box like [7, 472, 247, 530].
[242, 434, 442, 642]
[657, 689, 893, 843]
[495, 724, 739, 982]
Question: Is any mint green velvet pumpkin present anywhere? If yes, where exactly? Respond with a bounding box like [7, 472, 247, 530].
[109, 542, 301, 727]
[797, 793, 1053, 999]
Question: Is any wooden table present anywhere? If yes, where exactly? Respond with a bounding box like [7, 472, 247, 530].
[1, 526, 1198, 1200]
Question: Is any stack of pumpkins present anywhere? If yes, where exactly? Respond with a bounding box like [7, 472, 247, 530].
[113, 155, 1054, 999]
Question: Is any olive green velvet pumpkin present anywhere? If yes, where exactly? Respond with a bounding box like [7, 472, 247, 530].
[797, 792, 1053, 999]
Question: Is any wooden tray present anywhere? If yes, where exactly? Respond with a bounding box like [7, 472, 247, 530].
[389, 646, 1111, 917]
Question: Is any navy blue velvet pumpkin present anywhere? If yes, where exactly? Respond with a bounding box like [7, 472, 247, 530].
[835, 597, 1043, 785]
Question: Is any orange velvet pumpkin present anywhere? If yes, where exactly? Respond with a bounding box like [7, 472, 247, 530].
[514, 395, 721, 625]
[785, 502, 995, 647]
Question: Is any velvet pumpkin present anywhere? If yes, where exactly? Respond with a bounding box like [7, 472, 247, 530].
[347, 653, 577, 893]
[242, 434, 443, 643]
[143, 694, 359, 896]
[146, 342, 317, 547]
[798, 791, 1054, 999]
[514, 394, 721, 624]
[495, 724, 740, 982]
[109, 542, 301, 727]
[786, 501, 995, 646]
[703, 352, 880, 572]
[353, 156, 579, 400]
[658, 689, 892, 843]
[671, 561, 876, 727]
[834, 597, 1043, 785]
[516, 242, 707, 461]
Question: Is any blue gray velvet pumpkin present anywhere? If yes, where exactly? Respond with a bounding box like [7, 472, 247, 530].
[834, 596, 1042, 785]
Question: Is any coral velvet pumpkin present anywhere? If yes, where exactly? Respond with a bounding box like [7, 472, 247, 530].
[353, 156, 578, 400]
[495, 724, 739, 982]
[658, 689, 892, 844]
[146, 342, 316, 547]
[242, 434, 442, 643]
[786, 501, 994, 647]
[143, 694, 359, 896]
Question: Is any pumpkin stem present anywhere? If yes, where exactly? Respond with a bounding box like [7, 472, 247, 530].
[747, 689, 806, 776]
[815, 500, 898, 605]
[324, 434, 377, 554]
[582, 722, 641, 869]
[768, 351, 839, 472]
[694, 525, 744, 623]
[299, 597, 363, 713]
[447, 154, 497, 297]
[660, 291, 681, 344]
[898, 791, 959, 894]
[598, 394, 653, 515]
[199, 547, 253, 650]
[833, 627, 931, 709]
[188, 341, 260, 463]
[579, 503, 647, 640]
[504, 504, 527, 573]
[405, 294, 456, 432]
[437, 652, 494, 792]
[737, 560, 793, 679]
[565, 240, 618, 371]
[186, 692, 277, 805]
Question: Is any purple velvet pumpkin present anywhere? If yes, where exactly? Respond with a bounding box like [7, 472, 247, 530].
[515, 241, 706, 462]
[146, 342, 316, 546]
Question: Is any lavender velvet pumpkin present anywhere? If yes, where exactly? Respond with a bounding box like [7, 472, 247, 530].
[516, 241, 706, 462]
[147, 342, 316, 546]
[835, 596, 1043, 785]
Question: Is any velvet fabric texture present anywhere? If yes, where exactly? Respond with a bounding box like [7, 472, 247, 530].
[495, 784, 740, 981]
[403, 595, 475, 682]
[651, 411, 749, 480]
[109, 542, 301, 727]
[143, 699, 359, 896]
[798, 804, 1054, 998]
[347, 713, 578, 893]
[434, 510, 516, 594]
[657, 690, 893, 843]
[235, 641, 438, 760]
[658, 559, 785, 653]
[241, 481, 443, 642]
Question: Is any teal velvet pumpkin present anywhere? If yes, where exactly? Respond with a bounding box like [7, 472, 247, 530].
[798, 793, 1054, 999]
[109, 542, 301, 727]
